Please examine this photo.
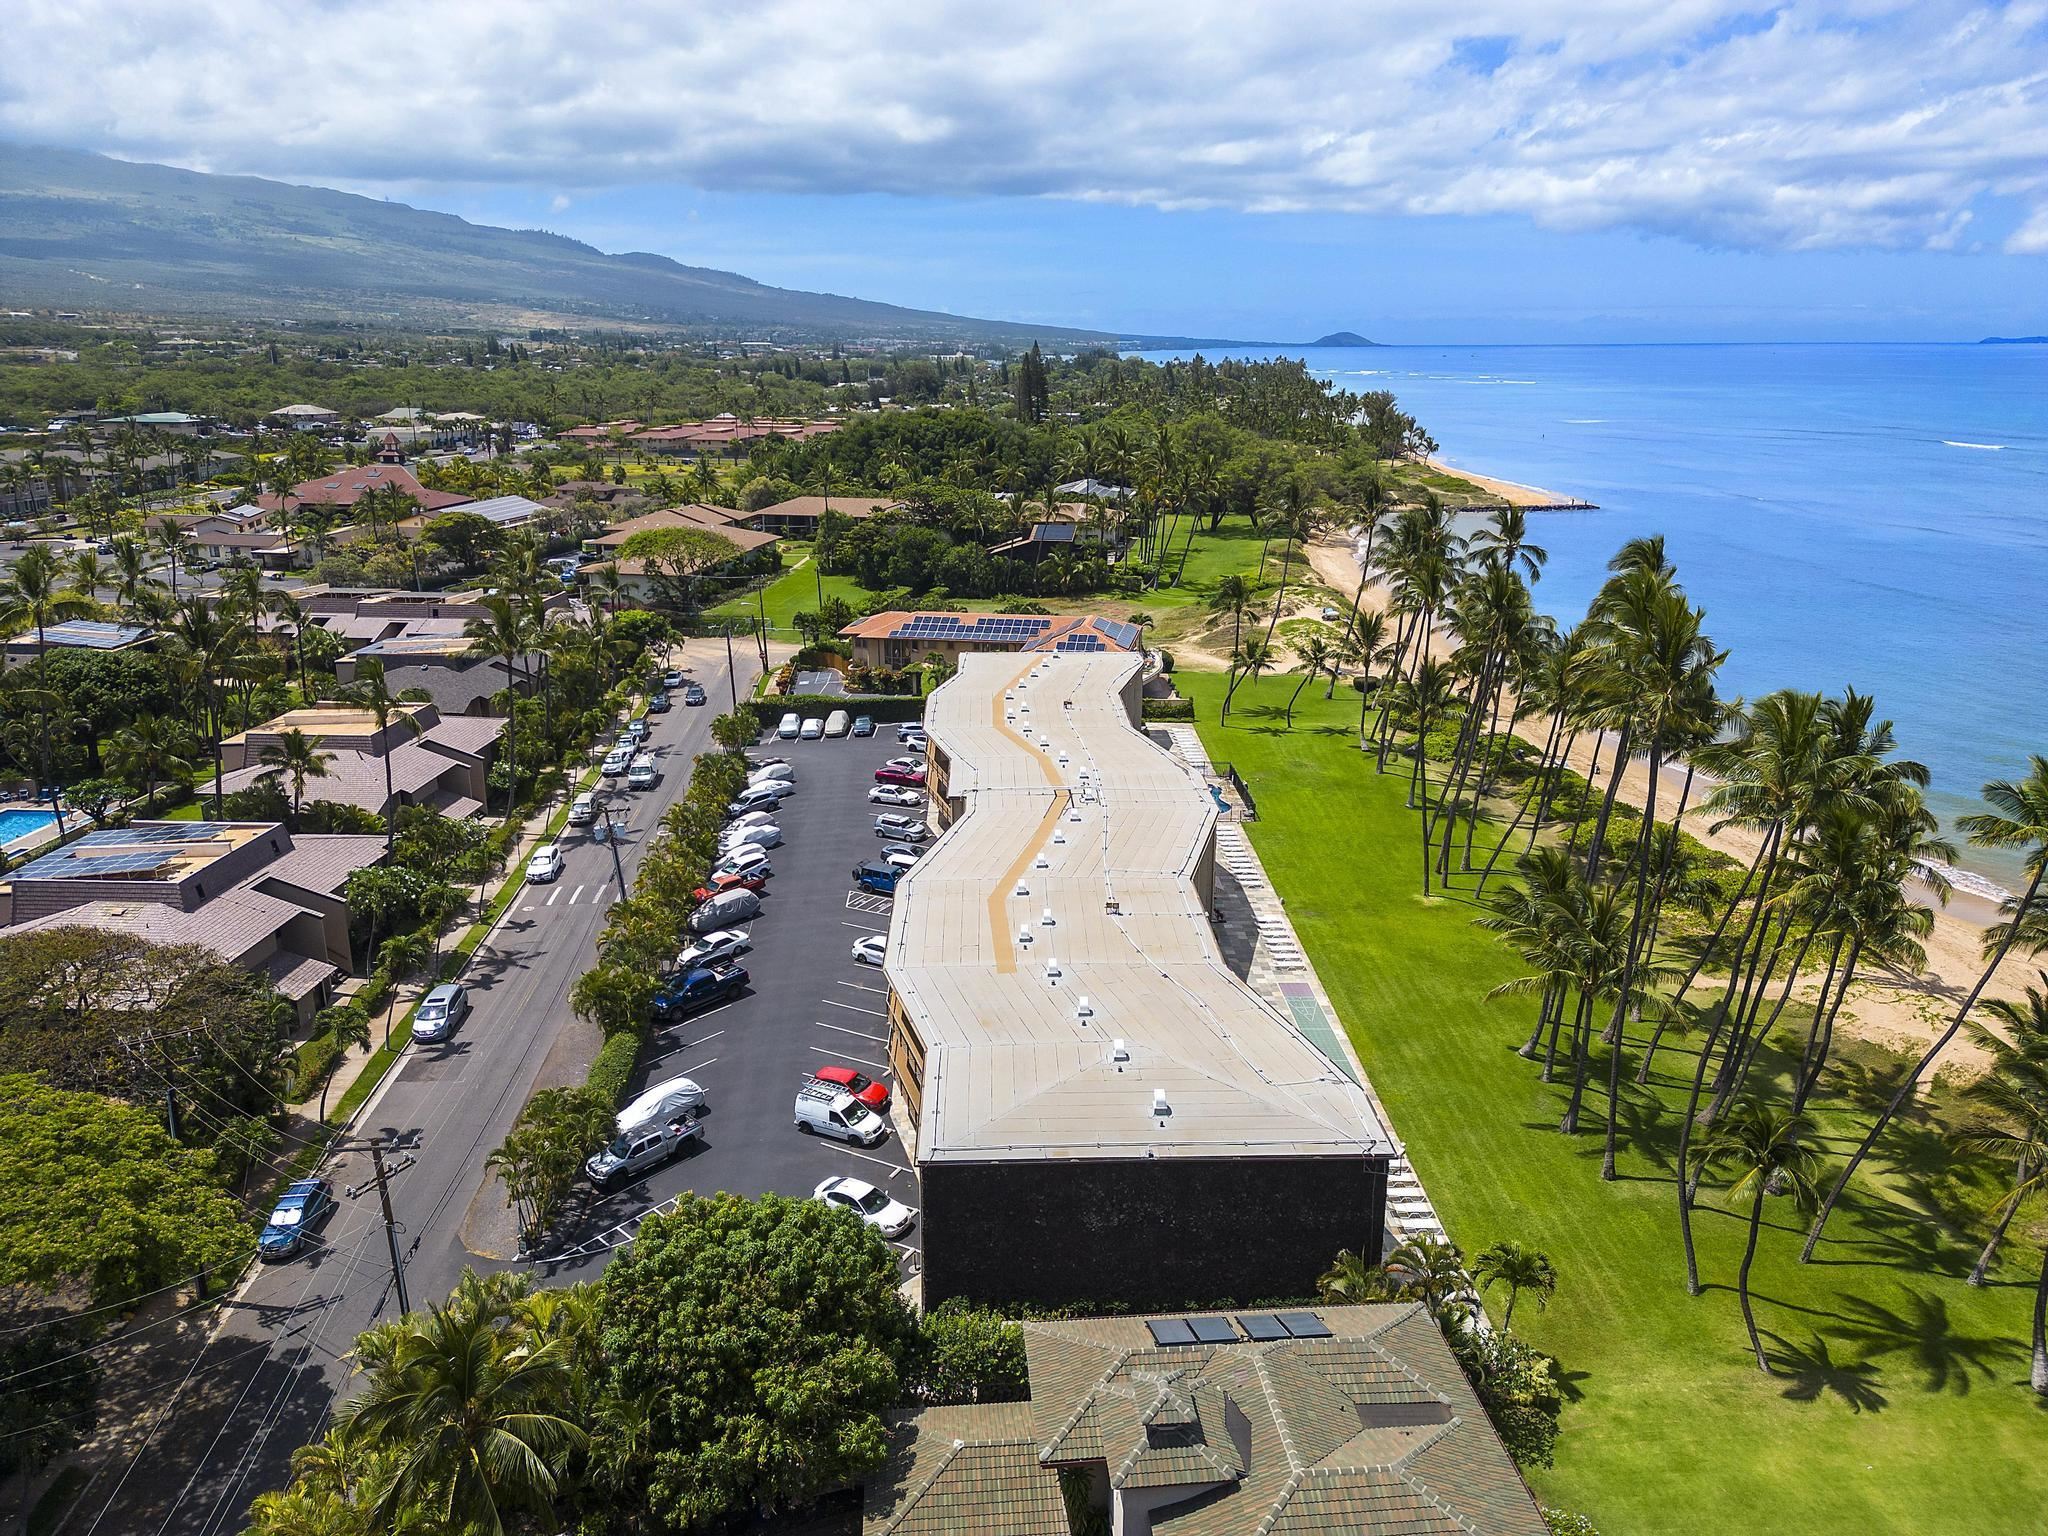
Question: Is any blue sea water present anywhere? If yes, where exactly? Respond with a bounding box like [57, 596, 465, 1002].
[1137, 343, 2048, 886]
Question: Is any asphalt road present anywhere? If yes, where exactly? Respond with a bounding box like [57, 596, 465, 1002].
[531, 722, 925, 1283]
[72, 637, 760, 1536]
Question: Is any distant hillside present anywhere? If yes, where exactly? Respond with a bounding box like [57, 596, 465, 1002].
[0, 144, 1116, 344]
[1979, 335, 2048, 344]
[1309, 331, 1376, 347]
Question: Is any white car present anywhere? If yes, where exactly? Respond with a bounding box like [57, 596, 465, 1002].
[777, 712, 802, 739]
[676, 928, 751, 970]
[883, 755, 924, 772]
[717, 842, 771, 874]
[567, 792, 598, 825]
[626, 755, 658, 789]
[720, 823, 782, 853]
[879, 844, 921, 870]
[850, 934, 887, 967]
[748, 762, 796, 784]
[800, 717, 826, 740]
[813, 1175, 916, 1238]
[600, 749, 631, 777]
[868, 785, 923, 807]
[873, 814, 927, 841]
[726, 808, 777, 830]
[895, 722, 926, 741]
[525, 844, 564, 883]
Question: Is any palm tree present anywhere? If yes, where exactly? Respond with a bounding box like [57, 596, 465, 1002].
[1950, 1037, 2048, 1389]
[1316, 1248, 1403, 1304]
[1224, 638, 1272, 721]
[345, 659, 422, 849]
[464, 595, 530, 824]
[1958, 979, 2048, 1286]
[150, 519, 193, 594]
[259, 728, 334, 827]
[1701, 1103, 1822, 1372]
[1283, 633, 1330, 727]
[1383, 1234, 1472, 1324]
[110, 535, 154, 607]
[1803, 757, 2048, 1261]
[340, 1268, 587, 1534]
[1472, 1240, 1557, 1329]
[379, 929, 437, 1046]
[0, 545, 93, 833]
[1258, 477, 1315, 649]
[67, 548, 108, 605]
[107, 716, 195, 812]
[1211, 574, 1254, 713]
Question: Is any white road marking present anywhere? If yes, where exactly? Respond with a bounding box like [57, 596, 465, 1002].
[837, 981, 889, 996]
[824, 998, 886, 1017]
[569, 884, 586, 904]
[547, 887, 562, 906]
[824, 1142, 914, 1179]
[592, 881, 610, 904]
[665, 1028, 726, 1049]
[840, 919, 889, 932]
[678, 1056, 719, 1075]
[816, 1020, 887, 1043]
[810, 1043, 889, 1071]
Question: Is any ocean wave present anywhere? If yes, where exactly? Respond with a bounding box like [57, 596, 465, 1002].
[1942, 440, 2006, 450]
[1918, 858, 2014, 905]
[1564, 418, 1607, 424]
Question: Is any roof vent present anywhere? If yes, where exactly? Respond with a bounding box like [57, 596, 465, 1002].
[1069, 809, 1083, 822]
[1015, 880, 1029, 896]
[1041, 906, 1055, 926]
[1034, 853, 1049, 868]
[1075, 995, 1094, 1018]
[1046, 956, 1062, 977]
[1152, 1088, 1170, 1117]
[1113, 1038, 1129, 1061]
[1052, 831, 1066, 845]
[1017, 926, 1034, 946]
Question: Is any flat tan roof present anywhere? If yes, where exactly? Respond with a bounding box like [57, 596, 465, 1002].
[887, 653, 1385, 1164]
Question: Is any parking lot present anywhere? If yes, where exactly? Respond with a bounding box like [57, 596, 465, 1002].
[537, 716, 925, 1279]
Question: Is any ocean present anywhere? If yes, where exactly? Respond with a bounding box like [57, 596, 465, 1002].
[1135, 343, 2048, 889]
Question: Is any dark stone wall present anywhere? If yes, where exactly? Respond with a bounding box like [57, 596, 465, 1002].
[920, 1154, 1387, 1309]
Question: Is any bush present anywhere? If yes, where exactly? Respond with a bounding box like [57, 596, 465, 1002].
[1156, 648, 1175, 673]
[289, 1030, 346, 1097]
[587, 1029, 642, 1108]
[1142, 698, 1195, 721]
[905, 1298, 1029, 1405]
[750, 694, 925, 727]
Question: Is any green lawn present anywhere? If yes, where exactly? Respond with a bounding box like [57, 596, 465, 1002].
[707, 547, 872, 637]
[1179, 668, 2048, 1536]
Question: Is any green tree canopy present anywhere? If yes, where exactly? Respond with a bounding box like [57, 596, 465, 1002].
[598, 1192, 914, 1528]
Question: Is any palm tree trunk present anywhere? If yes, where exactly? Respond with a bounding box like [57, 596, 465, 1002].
[1969, 1165, 2026, 1285]
[1803, 861, 2046, 1262]
[1580, 725, 1634, 882]
[1795, 940, 1859, 1111]
[2033, 1239, 2048, 1394]
[1477, 712, 1562, 895]
[1561, 991, 1594, 1133]
[1739, 1178, 1770, 1372]
[1641, 830, 1772, 1084]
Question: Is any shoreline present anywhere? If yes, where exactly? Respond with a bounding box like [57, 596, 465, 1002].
[1423, 457, 1590, 509]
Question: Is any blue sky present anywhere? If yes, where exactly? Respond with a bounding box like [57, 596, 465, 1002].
[5, 1, 2046, 343]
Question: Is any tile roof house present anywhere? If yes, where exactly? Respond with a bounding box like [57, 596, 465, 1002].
[262, 462, 472, 514]
[3, 619, 156, 666]
[0, 821, 387, 1027]
[218, 702, 506, 821]
[745, 494, 900, 537]
[580, 505, 779, 604]
[838, 611, 1145, 670]
[865, 1306, 1545, 1536]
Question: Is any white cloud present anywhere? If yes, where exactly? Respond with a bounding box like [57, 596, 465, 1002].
[3, 1, 2046, 253]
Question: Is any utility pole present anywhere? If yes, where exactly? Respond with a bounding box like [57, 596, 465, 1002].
[115, 1024, 208, 1139]
[346, 1138, 418, 1317]
[723, 624, 739, 711]
[594, 798, 627, 891]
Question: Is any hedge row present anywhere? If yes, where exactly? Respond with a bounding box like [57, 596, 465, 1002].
[586, 1031, 641, 1109]
[750, 694, 927, 727]
[1141, 697, 1195, 721]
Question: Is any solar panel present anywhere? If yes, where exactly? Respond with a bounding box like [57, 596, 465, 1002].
[1235, 1313, 1288, 1341]
[1186, 1315, 1238, 1344]
[1145, 1318, 1198, 1346]
[1277, 1311, 1333, 1339]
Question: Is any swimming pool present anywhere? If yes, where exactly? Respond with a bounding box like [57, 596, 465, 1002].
[0, 808, 58, 845]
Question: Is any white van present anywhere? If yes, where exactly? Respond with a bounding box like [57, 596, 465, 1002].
[748, 762, 795, 784]
[824, 709, 850, 738]
[777, 711, 802, 739]
[626, 754, 658, 789]
[567, 792, 598, 826]
[794, 1080, 888, 1146]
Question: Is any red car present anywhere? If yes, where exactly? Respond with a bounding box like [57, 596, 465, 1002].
[811, 1064, 890, 1112]
[874, 766, 925, 787]
[693, 871, 769, 900]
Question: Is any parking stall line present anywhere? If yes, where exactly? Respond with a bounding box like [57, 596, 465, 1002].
[815, 1020, 887, 1043]
[823, 998, 886, 1017]
[837, 981, 889, 996]
[822, 1142, 915, 1180]
[678, 1056, 719, 1075]
[809, 1043, 889, 1071]
[840, 918, 890, 932]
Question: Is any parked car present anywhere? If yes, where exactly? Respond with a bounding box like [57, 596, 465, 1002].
[662, 669, 685, 690]
[715, 842, 772, 874]
[567, 791, 599, 826]
[748, 762, 796, 783]
[811, 1065, 891, 1111]
[623, 718, 649, 741]
[852, 860, 900, 896]
[745, 754, 788, 770]
[725, 807, 778, 829]
[879, 845, 921, 871]
[651, 962, 749, 1021]
[616, 1076, 708, 1125]
[627, 754, 658, 789]
[794, 1080, 888, 1146]
[646, 691, 672, 713]
[824, 709, 850, 737]
[683, 684, 707, 706]
[884, 755, 924, 772]
[874, 765, 925, 787]
[693, 869, 768, 899]
[800, 717, 825, 740]
[850, 933, 888, 966]
[728, 782, 794, 815]
[674, 928, 750, 970]
[719, 822, 782, 853]
[525, 844, 565, 883]
[873, 814, 927, 841]
[895, 721, 926, 741]
[412, 982, 469, 1043]
[259, 1178, 338, 1260]
[586, 1116, 699, 1190]
[601, 748, 631, 777]
[852, 715, 876, 737]
[868, 785, 923, 807]
[813, 1174, 915, 1237]
[689, 887, 762, 932]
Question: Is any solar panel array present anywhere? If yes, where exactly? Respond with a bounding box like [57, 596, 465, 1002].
[1098, 619, 1142, 650]
[1143, 1311, 1331, 1346]
[14, 824, 227, 881]
[41, 621, 151, 649]
[1054, 635, 1106, 652]
[886, 615, 1052, 641]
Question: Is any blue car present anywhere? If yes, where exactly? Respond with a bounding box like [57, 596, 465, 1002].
[259, 1178, 337, 1260]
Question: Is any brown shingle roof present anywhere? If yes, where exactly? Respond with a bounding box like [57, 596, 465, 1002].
[863, 1404, 1067, 1536]
[259, 835, 388, 897]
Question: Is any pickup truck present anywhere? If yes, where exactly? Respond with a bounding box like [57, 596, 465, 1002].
[650, 961, 749, 1021]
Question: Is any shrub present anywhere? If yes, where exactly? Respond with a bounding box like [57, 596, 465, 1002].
[905, 1298, 1029, 1405]
[1142, 698, 1195, 721]
[587, 1030, 642, 1108]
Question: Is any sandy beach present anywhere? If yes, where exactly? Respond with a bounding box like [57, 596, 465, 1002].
[1300, 533, 2030, 1078]
[1425, 457, 1587, 508]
